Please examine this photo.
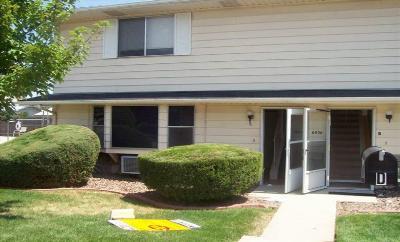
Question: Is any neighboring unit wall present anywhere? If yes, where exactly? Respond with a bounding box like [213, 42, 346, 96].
[55, 0, 400, 93]
[54, 103, 400, 156]
[55, 104, 91, 127]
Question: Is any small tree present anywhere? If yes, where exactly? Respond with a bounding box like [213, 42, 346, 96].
[0, 0, 108, 120]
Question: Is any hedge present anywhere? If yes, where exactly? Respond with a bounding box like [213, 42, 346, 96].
[0, 125, 100, 188]
[139, 144, 262, 203]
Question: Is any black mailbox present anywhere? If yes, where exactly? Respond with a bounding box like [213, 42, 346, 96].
[362, 146, 398, 187]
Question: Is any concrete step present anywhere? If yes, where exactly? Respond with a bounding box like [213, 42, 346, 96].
[239, 235, 263, 242]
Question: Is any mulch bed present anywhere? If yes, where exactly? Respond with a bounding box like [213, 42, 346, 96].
[37, 175, 278, 210]
[79, 175, 150, 194]
[337, 189, 400, 216]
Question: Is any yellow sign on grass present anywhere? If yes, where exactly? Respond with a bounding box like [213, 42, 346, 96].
[109, 218, 190, 231]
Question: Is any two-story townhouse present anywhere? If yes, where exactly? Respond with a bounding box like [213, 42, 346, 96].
[21, 0, 400, 193]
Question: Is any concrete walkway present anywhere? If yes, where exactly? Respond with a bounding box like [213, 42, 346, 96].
[240, 186, 376, 242]
[0, 136, 14, 144]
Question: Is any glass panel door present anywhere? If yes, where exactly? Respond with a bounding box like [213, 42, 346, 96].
[284, 109, 304, 193]
[303, 109, 329, 193]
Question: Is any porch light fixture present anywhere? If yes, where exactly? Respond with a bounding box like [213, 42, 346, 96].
[247, 111, 254, 126]
[385, 111, 393, 123]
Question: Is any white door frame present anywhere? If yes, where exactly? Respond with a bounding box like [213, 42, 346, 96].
[326, 112, 331, 187]
[285, 108, 305, 193]
[259, 106, 306, 185]
[303, 108, 330, 193]
[260, 107, 306, 193]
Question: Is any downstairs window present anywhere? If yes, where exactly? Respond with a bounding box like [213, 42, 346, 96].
[168, 106, 194, 147]
[112, 106, 158, 148]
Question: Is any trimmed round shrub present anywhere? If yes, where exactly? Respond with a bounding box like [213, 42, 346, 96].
[139, 144, 262, 202]
[0, 125, 100, 188]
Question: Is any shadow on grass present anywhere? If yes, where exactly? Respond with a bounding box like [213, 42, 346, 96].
[0, 200, 25, 220]
[121, 191, 250, 210]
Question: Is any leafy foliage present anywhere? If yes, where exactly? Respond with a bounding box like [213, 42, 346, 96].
[0, 125, 100, 188]
[0, 0, 108, 120]
[139, 144, 263, 203]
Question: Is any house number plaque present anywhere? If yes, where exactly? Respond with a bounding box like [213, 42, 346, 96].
[311, 130, 323, 135]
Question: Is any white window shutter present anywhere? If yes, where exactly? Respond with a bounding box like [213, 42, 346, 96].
[174, 13, 191, 55]
[103, 19, 118, 59]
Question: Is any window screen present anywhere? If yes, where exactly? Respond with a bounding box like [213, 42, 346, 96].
[112, 106, 158, 148]
[168, 106, 194, 147]
[118, 18, 145, 56]
[146, 16, 174, 55]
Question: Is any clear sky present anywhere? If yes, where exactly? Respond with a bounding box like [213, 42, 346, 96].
[77, 0, 147, 8]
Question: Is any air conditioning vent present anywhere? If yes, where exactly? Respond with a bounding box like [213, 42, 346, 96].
[121, 155, 140, 174]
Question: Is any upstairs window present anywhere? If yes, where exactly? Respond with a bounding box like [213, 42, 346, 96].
[118, 16, 174, 57]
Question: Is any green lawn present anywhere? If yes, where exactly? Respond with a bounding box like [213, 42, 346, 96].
[336, 213, 400, 242]
[0, 189, 274, 242]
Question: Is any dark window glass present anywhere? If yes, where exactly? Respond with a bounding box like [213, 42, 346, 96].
[118, 18, 145, 57]
[168, 106, 194, 147]
[168, 106, 194, 126]
[168, 127, 193, 147]
[93, 107, 104, 147]
[93, 107, 104, 125]
[112, 106, 158, 148]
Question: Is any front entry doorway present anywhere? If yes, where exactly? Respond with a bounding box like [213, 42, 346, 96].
[330, 110, 373, 183]
[263, 108, 329, 193]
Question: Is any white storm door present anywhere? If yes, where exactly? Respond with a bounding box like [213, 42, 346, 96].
[284, 109, 304, 193]
[303, 109, 329, 193]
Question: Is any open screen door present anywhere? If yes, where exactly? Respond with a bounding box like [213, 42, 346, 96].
[284, 109, 304, 193]
[303, 109, 329, 193]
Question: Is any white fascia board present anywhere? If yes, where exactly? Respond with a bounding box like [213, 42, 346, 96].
[76, 0, 191, 12]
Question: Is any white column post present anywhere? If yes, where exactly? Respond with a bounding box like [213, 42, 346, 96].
[104, 105, 112, 149]
[158, 105, 168, 149]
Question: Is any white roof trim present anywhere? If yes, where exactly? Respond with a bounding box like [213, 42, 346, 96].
[68, 0, 356, 23]
[77, 0, 191, 12]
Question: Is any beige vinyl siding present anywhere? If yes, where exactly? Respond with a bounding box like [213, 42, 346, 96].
[376, 104, 400, 153]
[195, 104, 261, 151]
[194, 104, 207, 143]
[54, 0, 400, 94]
[55, 104, 91, 127]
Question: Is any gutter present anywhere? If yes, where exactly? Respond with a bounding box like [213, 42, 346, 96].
[18, 97, 400, 105]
